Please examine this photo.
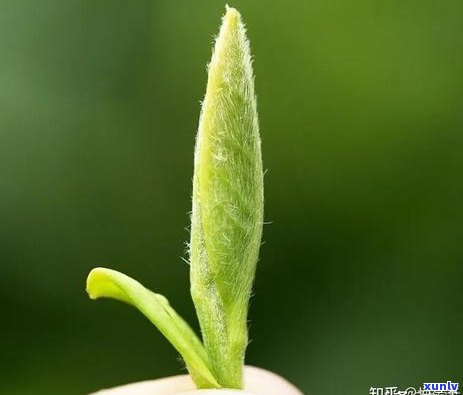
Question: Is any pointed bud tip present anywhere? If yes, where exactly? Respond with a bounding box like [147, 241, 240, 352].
[223, 5, 242, 28]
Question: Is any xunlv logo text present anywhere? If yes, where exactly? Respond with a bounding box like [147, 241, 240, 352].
[423, 381, 459, 391]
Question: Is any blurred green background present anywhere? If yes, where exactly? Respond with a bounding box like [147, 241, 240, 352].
[1, 1, 462, 394]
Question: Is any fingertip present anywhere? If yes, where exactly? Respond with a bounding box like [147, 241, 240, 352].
[244, 366, 303, 395]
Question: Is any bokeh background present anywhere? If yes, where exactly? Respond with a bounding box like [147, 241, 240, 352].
[1, 1, 462, 394]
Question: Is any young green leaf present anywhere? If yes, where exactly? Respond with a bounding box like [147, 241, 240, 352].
[86, 267, 220, 389]
[85, 5, 262, 391]
[190, 5, 263, 389]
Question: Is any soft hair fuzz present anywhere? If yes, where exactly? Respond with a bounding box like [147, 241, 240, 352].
[85, 6, 263, 391]
[190, 6, 263, 389]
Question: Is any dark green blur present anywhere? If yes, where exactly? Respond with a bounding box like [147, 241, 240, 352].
[1, 1, 462, 394]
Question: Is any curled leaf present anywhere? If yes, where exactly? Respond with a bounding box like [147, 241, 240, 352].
[86, 267, 220, 389]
